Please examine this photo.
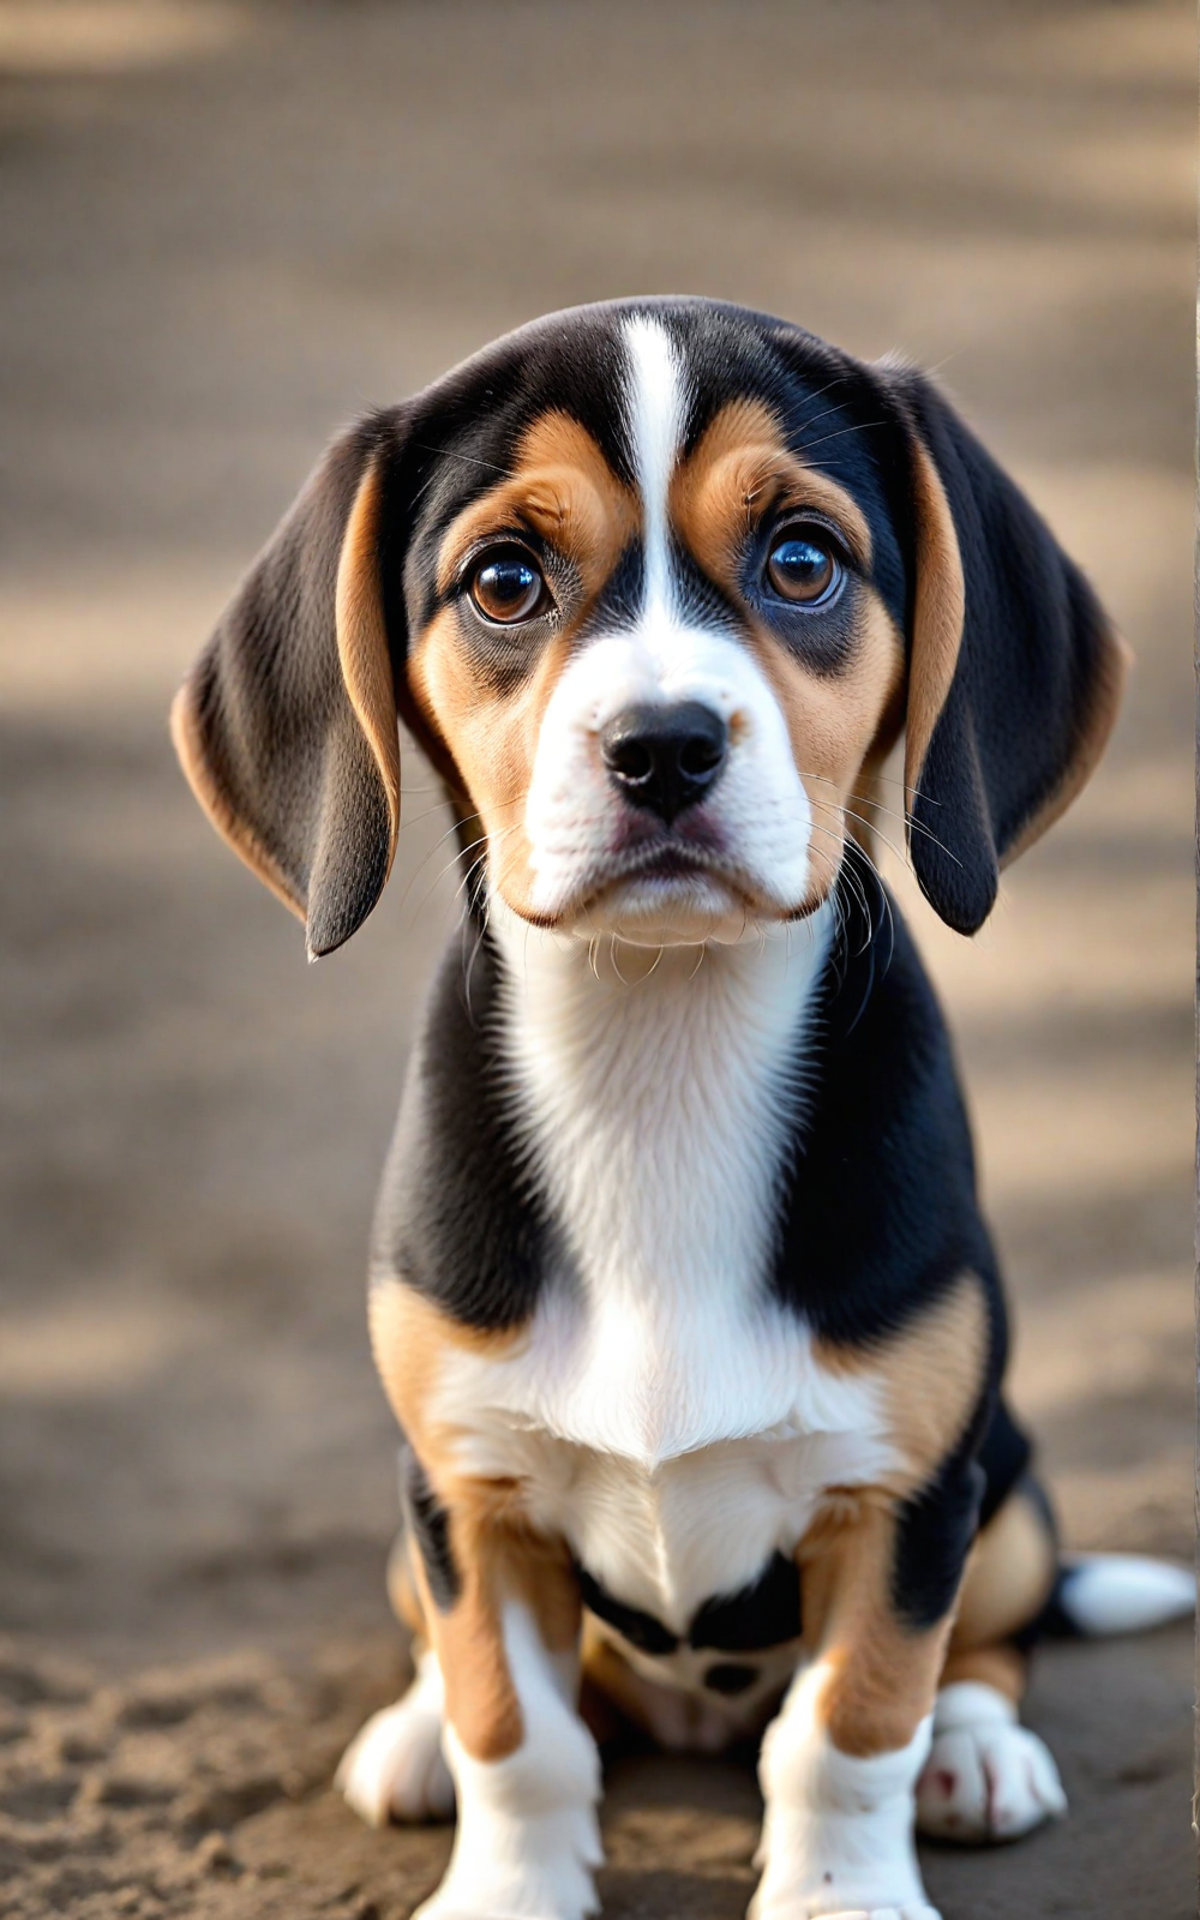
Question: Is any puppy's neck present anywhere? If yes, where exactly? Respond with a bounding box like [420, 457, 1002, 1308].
[486, 894, 834, 1322]
[486, 896, 834, 1053]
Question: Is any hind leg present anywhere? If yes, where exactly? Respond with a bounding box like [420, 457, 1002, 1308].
[337, 1531, 455, 1826]
[917, 1478, 1066, 1843]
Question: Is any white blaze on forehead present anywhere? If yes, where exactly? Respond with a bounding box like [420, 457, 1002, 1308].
[518, 311, 816, 929]
[622, 315, 686, 619]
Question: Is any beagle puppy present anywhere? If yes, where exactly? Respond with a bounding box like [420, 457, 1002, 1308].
[172, 299, 1191, 1920]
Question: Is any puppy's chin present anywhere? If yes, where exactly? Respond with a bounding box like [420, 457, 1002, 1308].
[563, 873, 769, 948]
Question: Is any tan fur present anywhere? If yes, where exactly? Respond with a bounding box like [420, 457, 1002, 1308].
[409, 613, 573, 917]
[169, 679, 305, 922]
[753, 598, 905, 906]
[842, 754, 896, 863]
[780, 1283, 1004, 1759]
[408, 411, 639, 920]
[386, 1529, 428, 1638]
[414, 1532, 525, 1762]
[370, 1279, 581, 1763]
[426, 1513, 581, 1763]
[901, 433, 966, 812]
[336, 456, 401, 866]
[900, 427, 1130, 866]
[367, 1277, 523, 1476]
[169, 452, 399, 925]
[670, 399, 902, 908]
[434, 410, 638, 602]
[952, 1483, 1057, 1651]
[938, 1643, 1027, 1706]
[803, 1500, 953, 1759]
[670, 398, 874, 582]
[876, 1276, 989, 1488]
[814, 1273, 989, 1496]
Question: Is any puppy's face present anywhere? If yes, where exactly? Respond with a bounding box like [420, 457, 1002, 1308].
[405, 314, 905, 946]
[173, 298, 1126, 956]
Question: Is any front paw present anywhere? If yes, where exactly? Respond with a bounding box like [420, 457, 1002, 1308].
[335, 1657, 453, 1826]
[916, 1682, 1066, 1843]
[412, 1801, 601, 1920]
[749, 1848, 939, 1920]
[751, 1898, 940, 1920]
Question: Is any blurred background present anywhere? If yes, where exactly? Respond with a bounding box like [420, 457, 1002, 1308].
[1, 3, 1193, 1916]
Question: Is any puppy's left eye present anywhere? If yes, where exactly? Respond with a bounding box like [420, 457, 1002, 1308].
[469, 550, 547, 624]
[765, 528, 842, 606]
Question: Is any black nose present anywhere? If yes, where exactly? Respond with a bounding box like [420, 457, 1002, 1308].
[600, 702, 728, 825]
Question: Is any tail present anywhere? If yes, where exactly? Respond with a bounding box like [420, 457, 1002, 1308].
[1045, 1553, 1194, 1638]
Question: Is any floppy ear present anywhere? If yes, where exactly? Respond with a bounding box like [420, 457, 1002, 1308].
[883, 366, 1130, 935]
[170, 416, 406, 958]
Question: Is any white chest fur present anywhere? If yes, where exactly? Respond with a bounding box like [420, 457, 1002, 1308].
[430, 907, 898, 1632]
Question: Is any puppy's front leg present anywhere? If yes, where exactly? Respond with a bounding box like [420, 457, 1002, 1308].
[753, 1487, 974, 1920]
[411, 1489, 602, 1920]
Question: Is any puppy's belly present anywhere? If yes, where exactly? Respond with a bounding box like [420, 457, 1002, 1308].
[525, 1430, 867, 1630]
[450, 1409, 891, 1701]
[542, 1426, 887, 1711]
[579, 1540, 807, 1724]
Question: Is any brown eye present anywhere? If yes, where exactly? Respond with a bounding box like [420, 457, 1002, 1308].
[765, 529, 841, 605]
[469, 550, 546, 624]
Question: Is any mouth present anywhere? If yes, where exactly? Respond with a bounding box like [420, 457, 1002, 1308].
[517, 815, 825, 942]
[610, 842, 725, 885]
[542, 835, 779, 944]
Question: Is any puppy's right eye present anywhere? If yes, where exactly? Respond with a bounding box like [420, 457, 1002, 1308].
[468, 550, 547, 624]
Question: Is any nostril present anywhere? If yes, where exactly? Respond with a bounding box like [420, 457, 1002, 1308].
[605, 738, 656, 785]
[678, 735, 723, 780]
[599, 701, 728, 824]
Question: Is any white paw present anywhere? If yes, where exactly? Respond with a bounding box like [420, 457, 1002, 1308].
[413, 1800, 602, 1920]
[916, 1681, 1066, 1843]
[335, 1653, 454, 1826]
[753, 1675, 938, 1920]
[751, 1901, 939, 1920]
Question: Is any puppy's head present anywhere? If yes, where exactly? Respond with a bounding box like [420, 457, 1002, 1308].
[172, 298, 1127, 956]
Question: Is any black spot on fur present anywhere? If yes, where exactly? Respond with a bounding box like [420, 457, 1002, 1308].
[401, 1447, 460, 1612]
[578, 1568, 679, 1656]
[689, 1554, 802, 1651]
[891, 1453, 985, 1632]
[373, 927, 556, 1331]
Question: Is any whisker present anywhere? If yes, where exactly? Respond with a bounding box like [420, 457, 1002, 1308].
[409, 822, 519, 928]
[413, 443, 513, 479]
[397, 802, 459, 833]
[396, 795, 528, 914]
[839, 797, 954, 864]
[396, 813, 478, 916]
[797, 418, 887, 458]
[808, 821, 871, 939]
[798, 769, 958, 865]
[808, 796, 918, 882]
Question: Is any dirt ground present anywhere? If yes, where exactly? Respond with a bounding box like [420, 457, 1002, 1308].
[1, 2, 1195, 1916]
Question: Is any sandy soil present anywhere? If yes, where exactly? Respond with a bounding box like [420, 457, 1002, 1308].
[0, 3, 1194, 1915]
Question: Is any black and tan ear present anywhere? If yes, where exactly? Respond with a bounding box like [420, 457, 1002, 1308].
[882, 365, 1130, 935]
[170, 417, 405, 958]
